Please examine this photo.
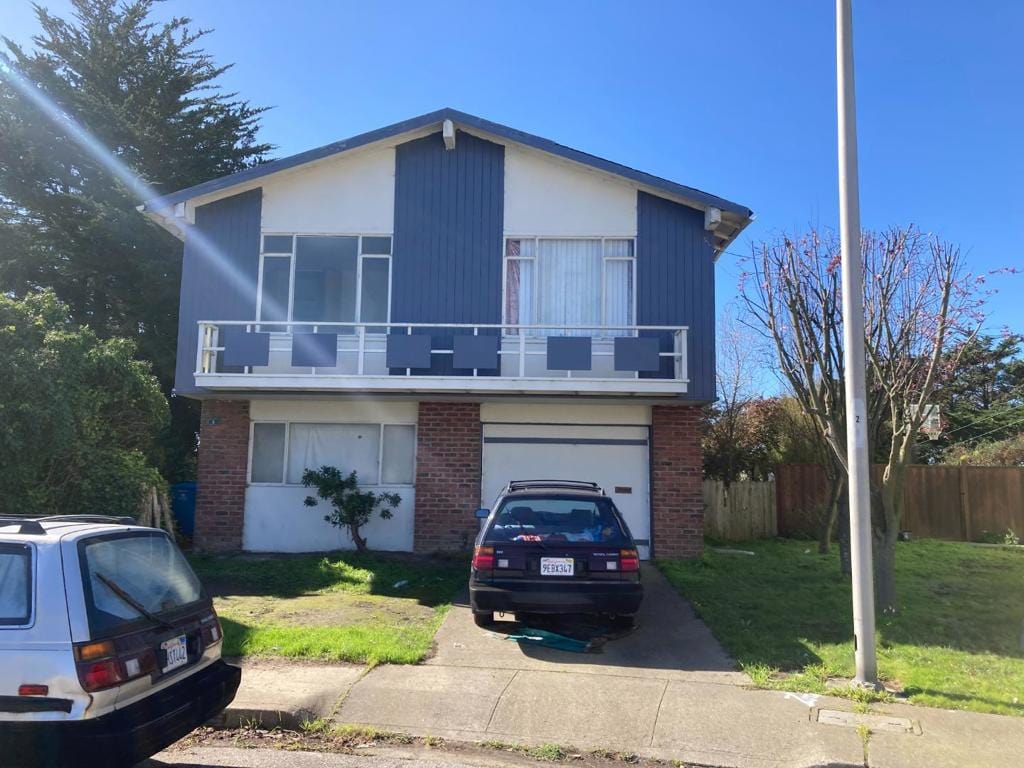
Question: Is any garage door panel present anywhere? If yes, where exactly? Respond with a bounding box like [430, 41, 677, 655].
[481, 423, 651, 559]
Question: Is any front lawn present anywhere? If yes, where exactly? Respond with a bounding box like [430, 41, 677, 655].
[658, 539, 1024, 716]
[190, 551, 467, 665]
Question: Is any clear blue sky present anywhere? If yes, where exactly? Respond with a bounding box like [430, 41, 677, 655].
[7, 0, 1023, 334]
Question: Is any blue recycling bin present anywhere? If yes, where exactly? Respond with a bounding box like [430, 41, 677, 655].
[170, 481, 197, 537]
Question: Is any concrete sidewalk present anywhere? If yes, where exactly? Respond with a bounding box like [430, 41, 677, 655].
[222, 568, 1024, 767]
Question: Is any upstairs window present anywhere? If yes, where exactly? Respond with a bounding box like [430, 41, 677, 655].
[257, 235, 392, 330]
[504, 238, 634, 336]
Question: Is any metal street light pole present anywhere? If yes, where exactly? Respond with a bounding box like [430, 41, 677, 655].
[836, 0, 878, 686]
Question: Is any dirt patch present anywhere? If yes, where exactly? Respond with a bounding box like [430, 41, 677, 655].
[213, 592, 437, 628]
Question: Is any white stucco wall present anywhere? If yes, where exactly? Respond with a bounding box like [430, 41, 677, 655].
[259, 145, 395, 234]
[242, 485, 414, 553]
[503, 144, 637, 237]
[243, 399, 417, 552]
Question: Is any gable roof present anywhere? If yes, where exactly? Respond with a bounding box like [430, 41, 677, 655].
[140, 108, 752, 247]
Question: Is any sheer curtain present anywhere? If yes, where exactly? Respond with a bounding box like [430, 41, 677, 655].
[286, 423, 381, 484]
[603, 239, 634, 336]
[536, 239, 602, 336]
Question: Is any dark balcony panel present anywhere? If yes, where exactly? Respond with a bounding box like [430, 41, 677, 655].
[291, 333, 338, 368]
[386, 334, 432, 369]
[614, 336, 661, 372]
[221, 329, 271, 368]
[547, 336, 592, 371]
[453, 335, 500, 372]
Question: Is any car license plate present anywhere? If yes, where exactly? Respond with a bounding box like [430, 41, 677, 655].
[540, 557, 574, 576]
[161, 635, 188, 673]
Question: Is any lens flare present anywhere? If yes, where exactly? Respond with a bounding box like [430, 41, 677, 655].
[1, 55, 260, 308]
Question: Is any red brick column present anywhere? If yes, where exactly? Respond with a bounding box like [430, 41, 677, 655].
[414, 401, 482, 553]
[194, 399, 250, 552]
[651, 404, 704, 559]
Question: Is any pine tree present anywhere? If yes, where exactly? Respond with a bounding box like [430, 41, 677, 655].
[0, 0, 271, 479]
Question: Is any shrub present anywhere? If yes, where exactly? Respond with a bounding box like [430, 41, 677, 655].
[302, 467, 401, 552]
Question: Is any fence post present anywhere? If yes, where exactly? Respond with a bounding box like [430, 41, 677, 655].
[958, 463, 972, 542]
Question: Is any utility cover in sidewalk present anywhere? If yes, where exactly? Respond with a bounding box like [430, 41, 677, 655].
[817, 709, 918, 734]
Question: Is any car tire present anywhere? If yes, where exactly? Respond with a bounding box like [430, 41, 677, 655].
[473, 611, 495, 627]
[610, 614, 636, 630]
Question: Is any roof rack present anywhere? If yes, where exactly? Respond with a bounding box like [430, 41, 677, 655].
[38, 515, 136, 526]
[0, 517, 46, 535]
[0, 514, 136, 535]
[505, 480, 605, 495]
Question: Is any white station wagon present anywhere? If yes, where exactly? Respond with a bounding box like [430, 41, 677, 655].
[0, 515, 240, 767]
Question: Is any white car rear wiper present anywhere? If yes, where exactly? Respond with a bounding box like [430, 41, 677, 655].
[95, 571, 176, 630]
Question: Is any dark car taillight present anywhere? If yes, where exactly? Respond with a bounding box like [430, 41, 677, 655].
[472, 545, 495, 570]
[620, 549, 640, 572]
[200, 611, 224, 646]
[74, 639, 158, 692]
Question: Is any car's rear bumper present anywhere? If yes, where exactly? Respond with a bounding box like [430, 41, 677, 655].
[470, 578, 643, 615]
[2, 658, 240, 768]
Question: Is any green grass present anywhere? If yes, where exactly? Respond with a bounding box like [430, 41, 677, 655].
[189, 551, 467, 664]
[657, 538, 1024, 716]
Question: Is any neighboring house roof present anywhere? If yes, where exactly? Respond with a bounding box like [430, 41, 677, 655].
[139, 107, 752, 249]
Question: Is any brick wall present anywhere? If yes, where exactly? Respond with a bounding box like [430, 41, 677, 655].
[414, 401, 482, 553]
[650, 404, 704, 559]
[194, 399, 250, 552]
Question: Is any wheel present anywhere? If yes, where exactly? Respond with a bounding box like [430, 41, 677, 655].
[473, 610, 495, 627]
[610, 614, 634, 630]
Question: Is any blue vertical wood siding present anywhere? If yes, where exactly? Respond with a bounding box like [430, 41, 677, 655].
[391, 131, 505, 374]
[174, 188, 262, 394]
[636, 191, 717, 401]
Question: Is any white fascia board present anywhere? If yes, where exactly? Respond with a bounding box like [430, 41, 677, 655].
[194, 374, 687, 396]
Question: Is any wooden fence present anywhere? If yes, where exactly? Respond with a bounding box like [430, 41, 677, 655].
[703, 479, 777, 540]
[775, 463, 1024, 541]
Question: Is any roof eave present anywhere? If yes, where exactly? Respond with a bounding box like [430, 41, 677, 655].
[140, 108, 752, 227]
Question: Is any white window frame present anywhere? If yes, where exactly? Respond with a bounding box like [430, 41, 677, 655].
[501, 236, 637, 337]
[255, 234, 393, 330]
[247, 420, 417, 488]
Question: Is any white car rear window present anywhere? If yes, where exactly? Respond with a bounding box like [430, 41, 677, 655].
[81, 532, 204, 636]
[0, 543, 31, 626]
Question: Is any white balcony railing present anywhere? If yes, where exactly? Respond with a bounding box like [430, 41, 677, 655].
[194, 321, 688, 395]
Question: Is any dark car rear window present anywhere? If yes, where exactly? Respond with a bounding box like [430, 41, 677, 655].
[0, 543, 32, 626]
[80, 531, 206, 637]
[485, 496, 631, 545]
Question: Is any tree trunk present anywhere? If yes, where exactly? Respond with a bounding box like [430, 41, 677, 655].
[836, 484, 852, 577]
[874, 525, 899, 614]
[873, 476, 903, 613]
[817, 474, 845, 555]
[350, 524, 367, 552]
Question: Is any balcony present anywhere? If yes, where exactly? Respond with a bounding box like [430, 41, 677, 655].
[194, 321, 688, 396]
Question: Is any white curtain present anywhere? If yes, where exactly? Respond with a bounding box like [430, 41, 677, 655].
[287, 423, 381, 485]
[536, 239, 602, 336]
[505, 240, 535, 328]
[0, 551, 28, 622]
[604, 259, 633, 335]
[381, 425, 416, 484]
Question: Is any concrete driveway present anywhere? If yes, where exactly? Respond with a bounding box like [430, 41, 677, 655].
[425, 564, 744, 685]
[332, 567, 875, 767]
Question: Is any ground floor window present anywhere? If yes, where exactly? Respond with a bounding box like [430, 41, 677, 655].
[249, 422, 415, 486]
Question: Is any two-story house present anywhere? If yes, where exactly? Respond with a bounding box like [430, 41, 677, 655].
[140, 109, 751, 560]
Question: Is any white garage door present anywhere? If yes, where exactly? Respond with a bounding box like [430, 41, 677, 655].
[481, 423, 651, 559]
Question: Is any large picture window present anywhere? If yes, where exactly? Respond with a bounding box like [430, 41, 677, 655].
[504, 238, 634, 336]
[257, 235, 392, 331]
[249, 421, 416, 487]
